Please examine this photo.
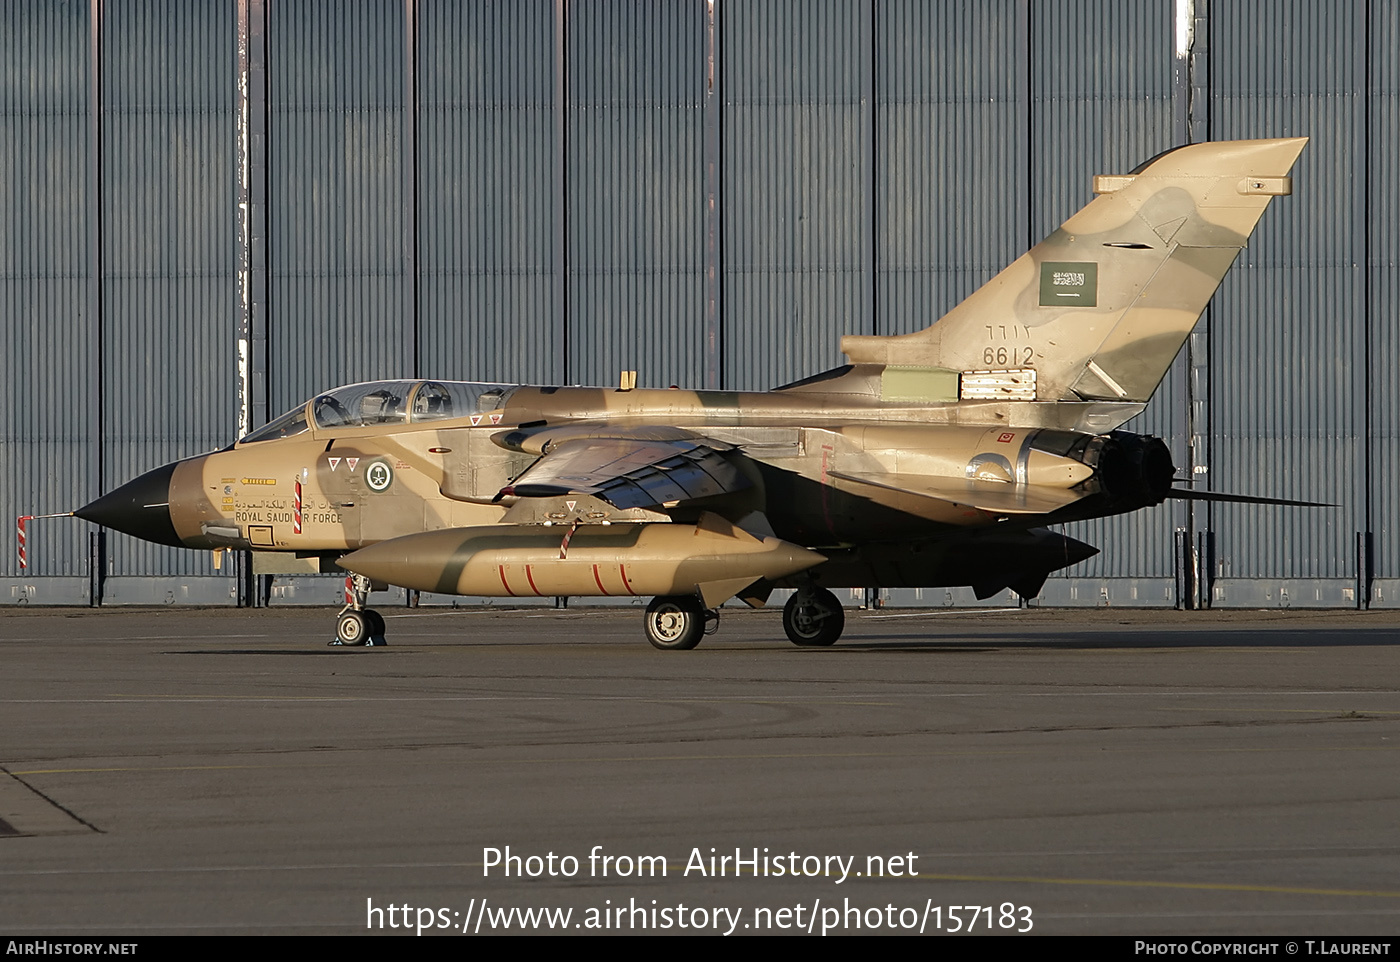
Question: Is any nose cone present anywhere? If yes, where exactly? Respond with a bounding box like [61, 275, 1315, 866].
[75, 462, 184, 547]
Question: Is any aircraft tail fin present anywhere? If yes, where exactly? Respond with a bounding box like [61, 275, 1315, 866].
[842, 138, 1307, 404]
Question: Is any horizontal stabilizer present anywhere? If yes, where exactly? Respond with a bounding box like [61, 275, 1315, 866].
[1166, 488, 1334, 508]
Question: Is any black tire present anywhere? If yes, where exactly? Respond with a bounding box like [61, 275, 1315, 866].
[364, 609, 386, 639]
[644, 596, 705, 651]
[336, 610, 370, 646]
[783, 588, 845, 646]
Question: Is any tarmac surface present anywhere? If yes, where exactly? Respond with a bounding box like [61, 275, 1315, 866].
[2, 604, 1399, 936]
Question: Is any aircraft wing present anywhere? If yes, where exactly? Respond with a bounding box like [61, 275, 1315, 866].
[497, 435, 752, 509]
[828, 469, 1087, 516]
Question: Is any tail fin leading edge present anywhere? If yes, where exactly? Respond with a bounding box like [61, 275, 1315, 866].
[842, 138, 1308, 403]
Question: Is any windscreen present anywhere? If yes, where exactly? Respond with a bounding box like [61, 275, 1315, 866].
[239, 404, 310, 443]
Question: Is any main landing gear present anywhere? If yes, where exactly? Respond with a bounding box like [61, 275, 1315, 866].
[332, 573, 387, 647]
[642, 586, 847, 650]
[644, 595, 720, 650]
[782, 586, 845, 646]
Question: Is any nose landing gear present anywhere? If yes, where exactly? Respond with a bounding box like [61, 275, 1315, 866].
[331, 574, 388, 646]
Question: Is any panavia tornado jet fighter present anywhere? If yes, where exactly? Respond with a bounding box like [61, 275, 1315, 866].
[77, 138, 1312, 649]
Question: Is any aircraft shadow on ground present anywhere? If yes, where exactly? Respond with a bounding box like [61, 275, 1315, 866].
[827, 628, 1400, 652]
[161, 626, 1400, 656]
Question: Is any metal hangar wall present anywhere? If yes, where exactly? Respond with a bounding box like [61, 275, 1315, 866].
[2, 0, 1395, 609]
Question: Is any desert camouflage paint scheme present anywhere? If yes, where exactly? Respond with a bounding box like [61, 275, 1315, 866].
[77, 139, 1309, 649]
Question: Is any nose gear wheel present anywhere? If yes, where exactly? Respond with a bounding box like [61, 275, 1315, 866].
[331, 573, 388, 646]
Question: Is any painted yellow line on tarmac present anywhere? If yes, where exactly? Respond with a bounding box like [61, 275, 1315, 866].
[651, 699, 898, 706]
[0, 859, 1394, 902]
[617, 866, 1400, 899]
[1161, 707, 1400, 715]
[12, 765, 265, 775]
[9, 751, 1034, 776]
[14, 741, 1400, 779]
[911, 872, 1400, 899]
[344, 862, 1400, 899]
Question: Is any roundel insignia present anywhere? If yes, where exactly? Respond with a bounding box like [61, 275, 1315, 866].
[365, 460, 394, 492]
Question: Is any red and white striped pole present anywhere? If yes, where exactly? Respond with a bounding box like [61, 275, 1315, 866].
[293, 478, 303, 535]
[16, 512, 75, 570]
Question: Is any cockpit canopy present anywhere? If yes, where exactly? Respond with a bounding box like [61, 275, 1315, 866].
[240, 380, 517, 443]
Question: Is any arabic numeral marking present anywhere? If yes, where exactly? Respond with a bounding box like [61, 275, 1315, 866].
[985, 324, 1029, 340]
[981, 346, 1035, 367]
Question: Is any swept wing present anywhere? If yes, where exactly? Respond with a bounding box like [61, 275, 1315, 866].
[488, 426, 752, 510]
